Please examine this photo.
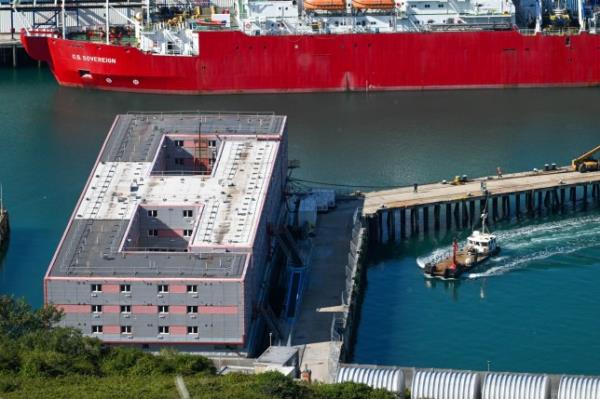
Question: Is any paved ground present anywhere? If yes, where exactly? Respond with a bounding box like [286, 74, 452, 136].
[0, 33, 20, 46]
[291, 198, 361, 382]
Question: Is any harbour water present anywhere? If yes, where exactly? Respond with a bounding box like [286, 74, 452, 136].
[1, 68, 600, 374]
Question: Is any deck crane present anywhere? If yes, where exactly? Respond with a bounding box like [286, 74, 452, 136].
[572, 144, 600, 173]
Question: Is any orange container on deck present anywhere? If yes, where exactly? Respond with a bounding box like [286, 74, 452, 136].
[304, 0, 346, 11]
[352, 0, 395, 9]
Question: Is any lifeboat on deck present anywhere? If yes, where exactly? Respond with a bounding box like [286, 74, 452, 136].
[304, 0, 346, 11]
[352, 0, 395, 9]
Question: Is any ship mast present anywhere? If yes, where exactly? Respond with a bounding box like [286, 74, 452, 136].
[535, 0, 542, 33]
[105, 0, 109, 44]
[578, 0, 585, 32]
[480, 212, 489, 235]
[61, 0, 66, 39]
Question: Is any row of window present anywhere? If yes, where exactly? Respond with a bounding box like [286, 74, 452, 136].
[147, 209, 194, 218]
[173, 140, 217, 148]
[91, 325, 199, 335]
[91, 284, 199, 293]
[147, 229, 193, 237]
[91, 305, 201, 314]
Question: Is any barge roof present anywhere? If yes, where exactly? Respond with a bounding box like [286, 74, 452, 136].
[48, 112, 286, 279]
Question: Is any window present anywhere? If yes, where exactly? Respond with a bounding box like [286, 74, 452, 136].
[158, 284, 169, 293]
[174, 140, 184, 147]
[158, 326, 169, 335]
[424, 3, 430, 7]
[121, 325, 132, 334]
[92, 325, 103, 334]
[183, 210, 193, 218]
[175, 158, 184, 165]
[208, 140, 217, 147]
[158, 305, 169, 314]
[187, 285, 198, 293]
[120, 305, 131, 313]
[91, 284, 102, 293]
[438, 3, 444, 7]
[183, 229, 193, 237]
[187, 305, 198, 314]
[147, 209, 158, 217]
[92, 305, 102, 313]
[187, 326, 198, 334]
[120, 284, 131, 293]
[148, 229, 158, 237]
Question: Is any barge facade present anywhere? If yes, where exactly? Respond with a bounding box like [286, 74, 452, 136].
[45, 112, 287, 355]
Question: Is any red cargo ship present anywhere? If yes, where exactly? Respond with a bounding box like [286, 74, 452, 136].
[19, 0, 600, 94]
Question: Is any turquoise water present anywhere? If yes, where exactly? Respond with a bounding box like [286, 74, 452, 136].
[2, 68, 600, 373]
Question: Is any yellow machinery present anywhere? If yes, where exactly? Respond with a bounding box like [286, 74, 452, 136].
[572, 144, 600, 173]
[450, 175, 468, 185]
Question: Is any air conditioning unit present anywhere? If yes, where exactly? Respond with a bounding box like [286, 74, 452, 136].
[123, 314, 130, 319]
[190, 314, 197, 319]
[124, 293, 131, 298]
[91, 293, 98, 297]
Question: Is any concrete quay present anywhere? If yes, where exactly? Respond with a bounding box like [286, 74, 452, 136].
[290, 198, 365, 383]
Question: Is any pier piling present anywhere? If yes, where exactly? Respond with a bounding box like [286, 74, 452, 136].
[364, 167, 600, 243]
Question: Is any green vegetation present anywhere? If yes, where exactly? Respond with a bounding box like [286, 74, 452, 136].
[0, 296, 399, 398]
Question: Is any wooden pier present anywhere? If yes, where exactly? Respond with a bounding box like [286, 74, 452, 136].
[363, 167, 600, 243]
[0, 34, 22, 68]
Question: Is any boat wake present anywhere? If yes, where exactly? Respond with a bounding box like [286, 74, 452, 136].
[417, 213, 600, 278]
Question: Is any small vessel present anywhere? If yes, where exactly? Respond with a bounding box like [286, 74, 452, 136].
[424, 213, 499, 279]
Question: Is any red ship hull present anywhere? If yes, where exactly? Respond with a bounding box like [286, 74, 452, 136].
[20, 29, 600, 94]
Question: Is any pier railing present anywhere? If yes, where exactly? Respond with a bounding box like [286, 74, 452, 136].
[330, 206, 365, 363]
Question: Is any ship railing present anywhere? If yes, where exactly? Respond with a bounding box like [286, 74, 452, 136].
[517, 28, 536, 35]
[541, 27, 580, 36]
[425, 22, 512, 32]
[151, 170, 212, 176]
[26, 28, 60, 37]
[126, 110, 276, 117]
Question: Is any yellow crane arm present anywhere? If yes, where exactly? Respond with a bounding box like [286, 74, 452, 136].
[572, 144, 600, 168]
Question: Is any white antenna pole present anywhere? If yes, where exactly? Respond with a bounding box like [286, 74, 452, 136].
[146, 0, 150, 28]
[578, 0, 585, 32]
[105, 0, 110, 44]
[61, 0, 66, 39]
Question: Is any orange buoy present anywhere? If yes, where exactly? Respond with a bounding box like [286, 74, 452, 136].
[352, 0, 395, 9]
[304, 0, 346, 11]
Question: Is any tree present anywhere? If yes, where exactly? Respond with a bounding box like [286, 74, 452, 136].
[0, 296, 62, 339]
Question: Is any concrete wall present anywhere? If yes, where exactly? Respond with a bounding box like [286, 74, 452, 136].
[243, 130, 287, 336]
[124, 204, 201, 250]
